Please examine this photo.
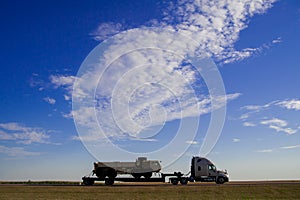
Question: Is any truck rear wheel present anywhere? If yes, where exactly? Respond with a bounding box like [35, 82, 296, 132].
[170, 178, 179, 185]
[180, 178, 188, 185]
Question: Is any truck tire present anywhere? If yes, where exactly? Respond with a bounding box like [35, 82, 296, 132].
[105, 178, 115, 186]
[170, 178, 179, 185]
[216, 177, 225, 184]
[143, 172, 152, 179]
[83, 179, 94, 186]
[132, 173, 141, 179]
[180, 178, 188, 185]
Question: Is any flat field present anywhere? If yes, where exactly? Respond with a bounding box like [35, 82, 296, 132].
[0, 181, 299, 200]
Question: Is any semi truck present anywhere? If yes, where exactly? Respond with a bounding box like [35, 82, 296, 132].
[82, 156, 229, 186]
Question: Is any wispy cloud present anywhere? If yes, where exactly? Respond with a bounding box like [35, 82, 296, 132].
[271, 37, 282, 44]
[161, 0, 278, 64]
[89, 1, 278, 64]
[256, 144, 300, 153]
[186, 140, 198, 145]
[276, 99, 300, 111]
[239, 99, 300, 135]
[260, 118, 287, 127]
[0, 145, 41, 157]
[256, 149, 273, 153]
[260, 118, 297, 135]
[91, 22, 123, 41]
[50, 75, 75, 89]
[280, 145, 300, 149]
[243, 122, 256, 127]
[240, 99, 300, 119]
[232, 138, 240, 143]
[0, 122, 59, 145]
[43, 97, 56, 105]
[241, 100, 278, 112]
[49, 75, 76, 101]
[70, 0, 277, 143]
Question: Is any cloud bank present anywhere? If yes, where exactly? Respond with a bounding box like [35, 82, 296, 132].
[63, 0, 278, 145]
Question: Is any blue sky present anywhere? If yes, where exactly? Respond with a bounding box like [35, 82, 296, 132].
[0, 0, 300, 181]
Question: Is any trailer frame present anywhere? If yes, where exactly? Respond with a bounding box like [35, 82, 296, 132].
[82, 171, 189, 186]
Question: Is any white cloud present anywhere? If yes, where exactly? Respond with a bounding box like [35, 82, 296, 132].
[268, 125, 297, 135]
[256, 149, 273, 153]
[243, 122, 256, 127]
[91, 22, 123, 41]
[63, 94, 71, 101]
[186, 140, 198, 145]
[0, 145, 41, 157]
[161, 0, 277, 63]
[260, 118, 297, 135]
[239, 99, 300, 135]
[241, 100, 278, 111]
[254, 145, 300, 154]
[131, 138, 158, 142]
[272, 37, 282, 44]
[49, 75, 76, 101]
[232, 138, 240, 143]
[261, 118, 288, 127]
[280, 145, 300, 149]
[88, 1, 277, 63]
[43, 97, 56, 105]
[0, 130, 13, 140]
[0, 122, 57, 145]
[62, 112, 73, 119]
[50, 75, 75, 89]
[276, 99, 300, 111]
[73, 28, 242, 139]
[71, 0, 276, 142]
[239, 100, 279, 121]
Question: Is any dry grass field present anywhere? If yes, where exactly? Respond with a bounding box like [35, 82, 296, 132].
[0, 181, 299, 199]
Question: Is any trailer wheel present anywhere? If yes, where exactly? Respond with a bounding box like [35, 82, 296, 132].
[170, 178, 179, 185]
[83, 179, 94, 186]
[132, 173, 141, 179]
[143, 172, 152, 179]
[105, 178, 115, 186]
[180, 178, 188, 185]
[216, 177, 225, 184]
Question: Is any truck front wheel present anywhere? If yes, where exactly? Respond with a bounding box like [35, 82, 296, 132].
[216, 177, 225, 184]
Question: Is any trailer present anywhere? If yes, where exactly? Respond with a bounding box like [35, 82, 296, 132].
[82, 157, 229, 186]
[93, 157, 161, 179]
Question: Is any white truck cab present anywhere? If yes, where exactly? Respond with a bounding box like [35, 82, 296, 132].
[191, 157, 229, 184]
